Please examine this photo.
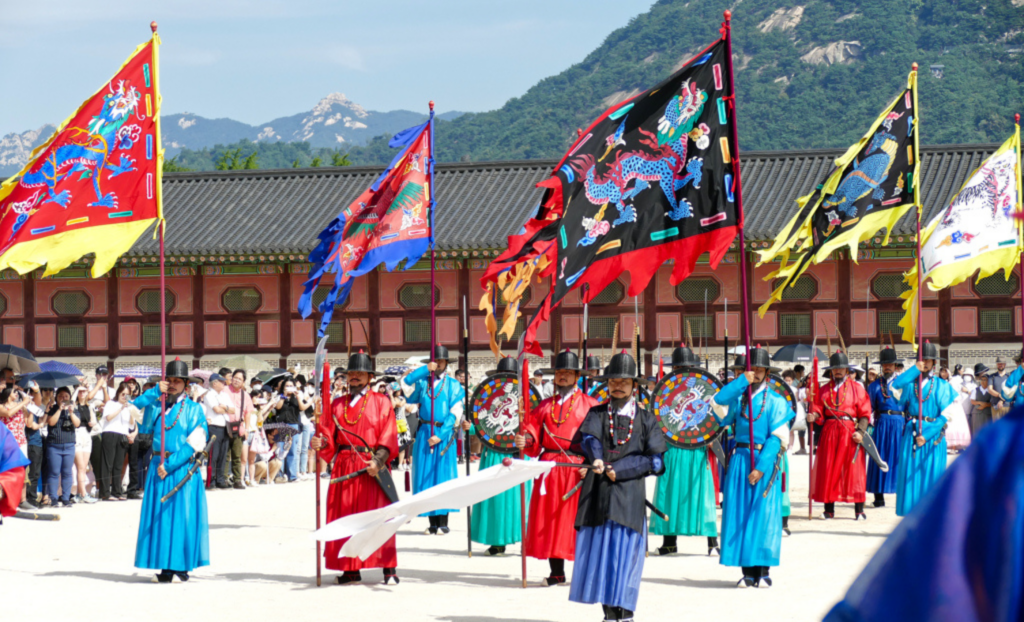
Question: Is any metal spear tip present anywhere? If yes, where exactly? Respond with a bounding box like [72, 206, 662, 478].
[502, 457, 513, 467]
[151, 21, 158, 33]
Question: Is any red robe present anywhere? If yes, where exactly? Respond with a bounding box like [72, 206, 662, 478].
[522, 387, 598, 561]
[317, 390, 399, 571]
[811, 378, 871, 504]
[0, 467, 25, 517]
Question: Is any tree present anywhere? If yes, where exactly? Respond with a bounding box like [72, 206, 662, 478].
[162, 156, 193, 173]
[330, 150, 352, 167]
[310, 156, 322, 168]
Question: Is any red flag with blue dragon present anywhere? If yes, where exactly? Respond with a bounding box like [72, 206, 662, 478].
[299, 117, 434, 336]
[484, 33, 741, 356]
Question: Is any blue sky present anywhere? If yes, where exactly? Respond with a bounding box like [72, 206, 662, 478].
[0, 0, 655, 135]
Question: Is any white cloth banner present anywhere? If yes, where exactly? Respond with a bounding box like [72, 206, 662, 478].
[312, 459, 555, 560]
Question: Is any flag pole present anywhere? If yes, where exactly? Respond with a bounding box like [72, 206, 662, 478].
[519, 356, 529, 589]
[911, 64, 923, 455]
[582, 284, 590, 392]
[462, 295, 472, 557]
[1016, 114, 1023, 356]
[723, 10, 756, 476]
[428, 101, 437, 455]
[151, 21, 167, 467]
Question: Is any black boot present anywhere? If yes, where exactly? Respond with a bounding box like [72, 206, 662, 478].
[336, 570, 362, 585]
[657, 535, 677, 555]
[619, 608, 634, 622]
[545, 558, 566, 586]
[737, 566, 756, 588]
[707, 536, 720, 556]
[872, 493, 885, 508]
[755, 566, 772, 588]
[602, 605, 614, 621]
[822, 502, 835, 519]
[154, 569, 174, 583]
[854, 502, 867, 520]
[782, 515, 791, 536]
[383, 568, 399, 585]
[425, 516, 438, 535]
[486, 546, 506, 556]
[438, 514, 450, 535]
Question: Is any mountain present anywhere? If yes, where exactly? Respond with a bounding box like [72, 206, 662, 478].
[0, 93, 465, 175]
[344, 0, 1024, 165]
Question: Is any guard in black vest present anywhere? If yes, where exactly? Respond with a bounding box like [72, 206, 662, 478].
[569, 352, 666, 622]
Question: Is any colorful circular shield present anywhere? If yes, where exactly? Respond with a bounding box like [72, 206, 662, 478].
[470, 372, 541, 454]
[587, 382, 651, 411]
[651, 367, 723, 448]
[765, 373, 798, 426]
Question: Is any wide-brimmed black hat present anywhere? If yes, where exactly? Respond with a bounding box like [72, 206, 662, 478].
[823, 351, 851, 372]
[346, 351, 375, 374]
[540, 350, 581, 374]
[918, 341, 944, 361]
[1015, 347, 1024, 363]
[729, 348, 780, 373]
[875, 348, 899, 366]
[165, 358, 203, 383]
[583, 355, 602, 376]
[596, 351, 642, 380]
[486, 356, 519, 377]
[421, 344, 451, 363]
[670, 345, 701, 369]
[974, 363, 991, 377]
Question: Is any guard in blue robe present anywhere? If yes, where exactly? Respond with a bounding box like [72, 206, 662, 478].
[999, 347, 1024, 408]
[866, 347, 905, 506]
[712, 348, 795, 588]
[889, 343, 957, 517]
[824, 405, 1024, 622]
[134, 360, 210, 582]
[402, 345, 465, 534]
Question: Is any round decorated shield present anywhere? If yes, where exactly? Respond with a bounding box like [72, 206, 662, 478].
[470, 372, 542, 454]
[651, 367, 723, 448]
[587, 382, 651, 411]
[765, 373, 798, 427]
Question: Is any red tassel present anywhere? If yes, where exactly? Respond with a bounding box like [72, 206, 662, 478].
[782, 472, 787, 493]
[404, 470, 411, 492]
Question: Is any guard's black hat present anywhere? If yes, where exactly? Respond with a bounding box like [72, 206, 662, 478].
[486, 356, 519, 377]
[670, 345, 701, 369]
[875, 348, 899, 366]
[165, 358, 200, 382]
[422, 344, 451, 363]
[1015, 347, 1024, 363]
[918, 341, 943, 362]
[729, 348, 780, 373]
[346, 350, 375, 374]
[540, 349, 581, 374]
[584, 355, 603, 376]
[823, 351, 851, 372]
[596, 351, 641, 380]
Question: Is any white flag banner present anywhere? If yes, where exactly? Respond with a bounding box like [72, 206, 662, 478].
[313, 459, 554, 560]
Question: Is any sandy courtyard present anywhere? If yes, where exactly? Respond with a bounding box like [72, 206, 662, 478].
[0, 456, 904, 622]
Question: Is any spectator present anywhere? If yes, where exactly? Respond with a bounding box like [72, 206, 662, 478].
[296, 376, 315, 481]
[126, 381, 155, 500]
[204, 373, 232, 489]
[793, 365, 805, 382]
[87, 369, 110, 495]
[45, 387, 79, 508]
[72, 387, 97, 503]
[948, 364, 965, 394]
[783, 370, 807, 453]
[531, 370, 553, 399]
[224, 369, 254, 488]
[273, 378, 311, 482]
[866, 368, 878, 385]
[332, 375, 347, 399]
[218, 367, 232, 379]
[99, 383, 135, 501]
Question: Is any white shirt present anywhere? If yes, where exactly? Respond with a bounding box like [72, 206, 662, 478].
[102, 400, 132, 435]
[204, 390, 226, 427]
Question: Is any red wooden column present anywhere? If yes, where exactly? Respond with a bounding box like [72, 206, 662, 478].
[107, 269, 120, 362]
[368, 268, 381, 355]
[24, 273, 35, 354]
[192, 265, 205, 362]
[280, 265, 292, 362]
[837, 252, 853, 342]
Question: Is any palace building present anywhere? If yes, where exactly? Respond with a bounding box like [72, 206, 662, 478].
[0, 142, 1019, 378]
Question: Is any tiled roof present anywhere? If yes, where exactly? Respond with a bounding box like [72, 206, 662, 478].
[130, 143, 1000, 255]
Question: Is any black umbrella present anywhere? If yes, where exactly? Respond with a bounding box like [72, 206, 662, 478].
[255, 368, 291, 388]
[17, 371, 80, 390]
[0, 345, 40, 375]
[771, 343, 827, 363]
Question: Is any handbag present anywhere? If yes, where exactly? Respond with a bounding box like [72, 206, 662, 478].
[227, 420, 242, 439]
[250, 428, 271, 455]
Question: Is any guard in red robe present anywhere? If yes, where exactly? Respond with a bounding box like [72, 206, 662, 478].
[517, 350, 597, 586]
[312, 351, 400, 585]
[0, 419, 29, 518]
[808, 351, 872, 520]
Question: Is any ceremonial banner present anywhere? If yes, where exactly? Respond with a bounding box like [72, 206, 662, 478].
[758, 67, 920, 316]
[299, 120, 434, 335]
[898, 127, 1023, 345]
[488, 35, 741, 356]
[0, 34, 163, 277]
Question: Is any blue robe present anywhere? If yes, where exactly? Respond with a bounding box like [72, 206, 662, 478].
[403, 366, 465, 516]
[133, 388, 210, 571]
[866, 376, 905, 495]
[824, 406, 1024, 622]
[890, 367, 956, 517]
[1000, 365, 1024, 408]
[713, 376, 794, 568]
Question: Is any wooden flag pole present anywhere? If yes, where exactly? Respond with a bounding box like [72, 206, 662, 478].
[462, 296, 473, 557]
[428, 101, 438, 454]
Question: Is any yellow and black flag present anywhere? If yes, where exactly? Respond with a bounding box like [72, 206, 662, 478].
[757, 65, 920, 316]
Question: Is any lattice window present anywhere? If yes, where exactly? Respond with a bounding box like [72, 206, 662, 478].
[685, 316, 714, 338]
[142, 324, 170, 348]
[53, 291, 90, 316]
[872, 273, 911, 299]
[772, 276, 818, 300]
[676, 277, 720, 303]
[404, 319, 431, 343]
[589, 317, 618, 339]
[398, 283, 440, 309]
[780, 313, 811, 336]
[975, 271, 1019, 297]
[57, 325, 85, 349]
[510, 318, 527, 340]
[590, 280, 624, 305]
[223, 288, 262, 313]
[495, 287, 532, 308]
[312, 285, 350, 310]
[0, 293, 6, 317]
[980, 309, 1013, 333]
[878, 311, 904, 337]
[324, 322, 345, 345]
[136, 289, 176, 314]
[227, 323, 256, 346]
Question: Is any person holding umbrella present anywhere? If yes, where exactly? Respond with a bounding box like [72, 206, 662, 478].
[44, 386, 80, 508]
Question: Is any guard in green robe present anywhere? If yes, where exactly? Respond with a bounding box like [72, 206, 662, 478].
[652, 346, 720, 556]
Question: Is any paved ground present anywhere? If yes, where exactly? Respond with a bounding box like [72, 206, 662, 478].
[0, 455, 910, 622]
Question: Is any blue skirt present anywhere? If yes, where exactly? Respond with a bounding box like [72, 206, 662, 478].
[570, 520, 646, 611]
[895, 430, 947, 517]
[412, 426, 459, 517]
[135, 455, 210, 572]
[720, 447, 784, 568]
[867, 414, 904, 495]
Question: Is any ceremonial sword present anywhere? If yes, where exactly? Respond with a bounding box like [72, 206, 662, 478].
[161, 434, 217, 504]
[552, 461, 670, 522]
